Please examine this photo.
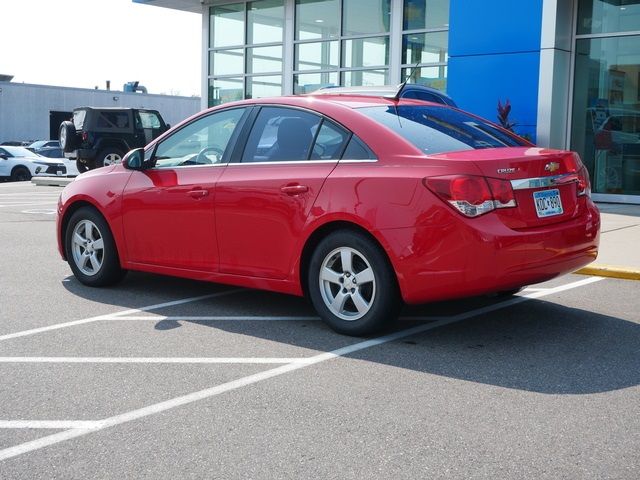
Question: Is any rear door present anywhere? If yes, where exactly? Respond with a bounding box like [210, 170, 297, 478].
[121, 107, 249, 271]
[215, 106, 349, 279]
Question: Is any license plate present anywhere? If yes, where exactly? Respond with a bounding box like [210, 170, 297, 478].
[533, 189, 563, 218]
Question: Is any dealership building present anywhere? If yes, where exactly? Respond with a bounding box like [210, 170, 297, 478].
[136, 0, 640, 204]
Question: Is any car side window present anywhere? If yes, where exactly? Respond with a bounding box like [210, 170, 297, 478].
[0, 148, 9, 157]
[153, 108, 246, 169]
[342, 135, 376, 160]
[311, 120, 349, 160]
[241, 107, 321, 163]
[97, 112, 130, 129]
[138, 112, 162, 129]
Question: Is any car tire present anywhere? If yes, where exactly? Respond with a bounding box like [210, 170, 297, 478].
[95, 147, 125, 168]
[59, 121, 78, 153]
[76, 160, 89, 174]
[65, 207, 126, 287]
[308, 230, 401, 336]
[10, 166, 31, 182]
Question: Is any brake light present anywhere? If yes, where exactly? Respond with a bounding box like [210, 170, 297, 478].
[577, 165, 591, 197]
[423, 175, 517, 217]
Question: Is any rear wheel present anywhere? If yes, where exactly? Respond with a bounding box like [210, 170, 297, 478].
[65, 207, 126, 287]
[10, 166, 31, 182]
[308, 230, 400, 336]
[95, 147, 124, 168]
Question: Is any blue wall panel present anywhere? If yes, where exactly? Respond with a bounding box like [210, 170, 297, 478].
[447, 0, 544, 141]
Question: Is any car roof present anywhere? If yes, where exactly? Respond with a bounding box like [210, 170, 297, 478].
[218, 94, 447, 110]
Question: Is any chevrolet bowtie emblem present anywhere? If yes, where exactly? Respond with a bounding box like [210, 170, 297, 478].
[545, 162, 560, 173]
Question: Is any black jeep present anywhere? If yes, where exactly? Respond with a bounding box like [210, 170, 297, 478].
[59, 107, 170, 172]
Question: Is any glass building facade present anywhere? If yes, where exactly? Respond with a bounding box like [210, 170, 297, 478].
[207, 0, 449, 105]
[136, 0, 640, 203]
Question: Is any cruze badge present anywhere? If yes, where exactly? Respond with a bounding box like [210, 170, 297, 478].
[545, 162, 560, 173]
[497, 167, 518, 174]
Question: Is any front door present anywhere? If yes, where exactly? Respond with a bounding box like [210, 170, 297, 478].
[216, 106, 350, 279]
[121, 107, 249, 271]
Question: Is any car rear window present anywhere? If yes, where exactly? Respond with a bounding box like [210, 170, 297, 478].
[358, 105, 528, 155]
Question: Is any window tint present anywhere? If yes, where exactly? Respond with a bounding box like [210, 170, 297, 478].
[154, 108, 246, 168]
[358, 105, 527, 155]
[342, 135, 376, 160]
[241, 107, 321, 162]
[311, 120, 349, 160]
[97, 111, 130, 129]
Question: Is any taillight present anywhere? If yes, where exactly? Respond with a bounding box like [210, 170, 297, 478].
[423, 175, 517, 218]
[577, 165, 591, 197]
[81, 132, 88, 142]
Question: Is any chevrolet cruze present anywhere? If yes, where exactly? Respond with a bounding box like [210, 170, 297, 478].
[56, 94, 600, 335]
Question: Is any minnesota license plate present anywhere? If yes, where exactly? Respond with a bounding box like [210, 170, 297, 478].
[533, 189, 563, 218]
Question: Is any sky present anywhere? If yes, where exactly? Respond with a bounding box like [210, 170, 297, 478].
[1, 0, 201, 97]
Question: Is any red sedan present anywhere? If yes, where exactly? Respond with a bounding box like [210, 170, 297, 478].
[56, 94, 600, 335]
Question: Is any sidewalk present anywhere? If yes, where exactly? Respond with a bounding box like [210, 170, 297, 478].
[577, 202, 640, 280]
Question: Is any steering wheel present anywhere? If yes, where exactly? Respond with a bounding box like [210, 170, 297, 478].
[195, 146, 224, 165]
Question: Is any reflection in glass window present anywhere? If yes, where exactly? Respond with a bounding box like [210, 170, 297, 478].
[137, 112, 162, 129]
[403, 0, 449, 30]
[343, 37, 389, 68]
[248, 0, 284, 44]
[241, 107, 321, 162]
[295, 41, 339, 71]
[154, 109, 246, 168]
[210, 49, 244, 76]
[311, 120, 349, 159]
[342, 135, 376, 160]
[401, 66, 447, 92]
[247, 45, 283, 74]
[571, 35, 640, 195]
[343, 0, 391, 35]
[209, 78, 244, 107]
[577, 0, 640, 35]
[296, 0, 340, 40]
[343, 69, 389, 87]
[402, 32, 448, 65]
[246, 75, 283, 99]
[210, 3, 244, 48]
[294, 72, 339, 94]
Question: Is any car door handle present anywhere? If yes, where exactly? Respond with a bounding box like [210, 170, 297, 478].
[280, 184, 309, 195]
[188, 189, 209, 199]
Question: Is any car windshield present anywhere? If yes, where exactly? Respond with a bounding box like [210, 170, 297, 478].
[3, 146, 40, 157]
[29, 141, 48, 149]
[358, 105, 528, 155]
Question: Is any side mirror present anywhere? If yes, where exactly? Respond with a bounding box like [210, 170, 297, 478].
[122, 148, 150, 170]
[165, 124, 171, 130]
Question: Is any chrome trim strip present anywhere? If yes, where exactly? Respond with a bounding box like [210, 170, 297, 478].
[227, 160, 339, 167]
[510, 173, 575, 190]
[338, 159, 378, 164]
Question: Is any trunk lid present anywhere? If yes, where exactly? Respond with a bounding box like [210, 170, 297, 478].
[429, 147, 585, 229]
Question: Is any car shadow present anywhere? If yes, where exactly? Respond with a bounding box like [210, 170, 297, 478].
[62, 273, 640, 395]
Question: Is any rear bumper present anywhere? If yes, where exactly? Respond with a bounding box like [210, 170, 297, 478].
[380, 200, 600, 305]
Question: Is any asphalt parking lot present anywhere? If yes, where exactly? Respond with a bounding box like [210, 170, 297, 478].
[0, 182, 638, 479]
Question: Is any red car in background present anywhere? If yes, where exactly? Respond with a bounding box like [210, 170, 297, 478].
[56, 94, 600, 335]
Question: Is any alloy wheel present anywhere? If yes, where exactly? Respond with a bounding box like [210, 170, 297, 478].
[319, 246, 376, 321]
[71, 219, 105, 276]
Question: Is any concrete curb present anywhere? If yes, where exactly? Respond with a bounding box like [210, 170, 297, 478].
[31, 177, 74, 187]
[575, 264, 640, 281]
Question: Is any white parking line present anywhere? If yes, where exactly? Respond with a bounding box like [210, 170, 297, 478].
[0, 276, 603, 461]
[0, 202, 58, 208]
[109, 315, 321, 321]
[0, 357, 312, 365]
[0, 289, 243, 342]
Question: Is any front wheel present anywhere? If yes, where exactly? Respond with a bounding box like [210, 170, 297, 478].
[65, 207, 126, 287]
[308, 230, 400, 336]
[11, 166, 31, 182]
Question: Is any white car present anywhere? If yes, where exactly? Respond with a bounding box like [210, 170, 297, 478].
[33, 147, 80, 176]
[0, 146, 67, 181]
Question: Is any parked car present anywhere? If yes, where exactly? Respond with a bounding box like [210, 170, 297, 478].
[35, 147, 80, 177]
[0, 146, 66, 181]
[313, 84, 458, 107]
[28, 140, 61, 152]
[59, 107, 170, 173]
[56, 94, 599, 336]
